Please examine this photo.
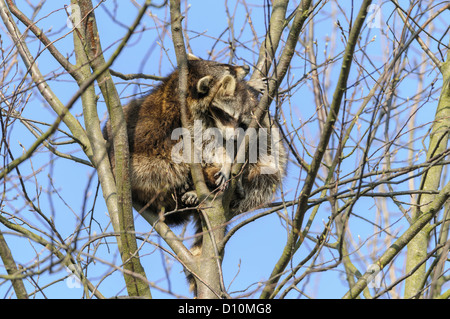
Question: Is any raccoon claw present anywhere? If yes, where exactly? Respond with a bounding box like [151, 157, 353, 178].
[182, 191, 199, 206]
[214, 171, 228, 189]
[247, 77, 268, 94]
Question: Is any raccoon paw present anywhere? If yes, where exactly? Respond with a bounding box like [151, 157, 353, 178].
[214, 171, 229, 189]
[247, 77, 268, 94]
[182, 191, 199, 206]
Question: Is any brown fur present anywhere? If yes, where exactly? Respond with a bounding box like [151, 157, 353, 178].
[188, 84, 288, 296]
[202, 115, 287, 217]
[103, 57, 287, 295]
[103, 58, 252, 225]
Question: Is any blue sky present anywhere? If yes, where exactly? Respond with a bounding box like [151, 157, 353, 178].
[1, 0, 448, 299]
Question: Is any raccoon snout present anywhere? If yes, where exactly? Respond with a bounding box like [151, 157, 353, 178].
[236, 64, 250, 80]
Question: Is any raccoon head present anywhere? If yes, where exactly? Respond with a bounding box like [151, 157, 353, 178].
[187, 55, 250, 83]
[187, 58, 253, 121]
[207, 74, 257, 140]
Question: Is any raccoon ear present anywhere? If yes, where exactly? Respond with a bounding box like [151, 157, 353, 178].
[187, 53, 201, 61]
[197, 75, 213, 94]
[220, 74, 236, 96]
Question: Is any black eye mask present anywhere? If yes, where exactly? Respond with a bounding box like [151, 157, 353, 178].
[209, 106, 237, 126]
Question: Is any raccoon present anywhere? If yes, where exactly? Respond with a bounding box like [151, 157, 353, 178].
[181, 74, 262, 203]
[102, 57, 254, 227]
[186, 80, 287, 295]
[103, 56, 287, 295]
[199, 89, 287, 223]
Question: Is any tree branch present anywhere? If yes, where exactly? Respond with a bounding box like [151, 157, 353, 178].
[404, 23, 450, 298]
[0, 231, 28, 298]
[169, 0, 227, 299]
[0, 0, 92, 158]
[5, 0, 81, 81]
[76, 0, 151, 298]
[343, 180, 450, 299]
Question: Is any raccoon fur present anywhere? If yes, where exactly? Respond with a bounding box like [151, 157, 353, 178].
[102, 57, 254, 226]
[201, 95, 287, 220]
[186, 80, 287, 296]
[194, 85, 287, 217]
[230, 114, 287, 214]
[103, 56, 287, 295]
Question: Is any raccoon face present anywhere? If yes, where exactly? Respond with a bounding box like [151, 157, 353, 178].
[185, 56, 256, 140]
[208, 74, 253, 140]
[187, 54, 250, 82]
[232, 64, 250, 81]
